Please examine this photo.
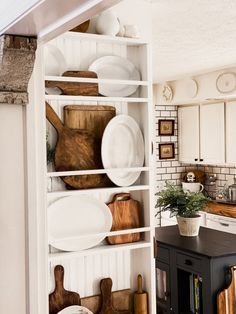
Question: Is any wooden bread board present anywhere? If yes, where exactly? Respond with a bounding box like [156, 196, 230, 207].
[81, 289, 133, 313]
[45, 71, 99, 96]
[49, 265, 81, 314]
[217, 266, 236, 314]
[64, 105, 116, 140]
[107, 193, 142, 245]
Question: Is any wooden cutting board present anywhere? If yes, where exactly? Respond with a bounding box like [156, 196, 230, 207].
[217, 266, 236, 314]
[98, 278, 132, 314]
[49, 265, 81, 314]
[107, 193, 142, 245]
[64, 105, 116, 140]
[46, 102, 103, 189]
[45, 71, 99, 96]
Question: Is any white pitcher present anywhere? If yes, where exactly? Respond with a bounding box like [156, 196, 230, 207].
[96, 10, 120, 36]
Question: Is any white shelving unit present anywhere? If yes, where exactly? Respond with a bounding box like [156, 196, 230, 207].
[42, 32, 155, 313]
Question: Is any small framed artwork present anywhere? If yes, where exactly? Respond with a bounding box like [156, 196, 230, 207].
[159, 143, 175, 160]
[158, 119, 174, 136]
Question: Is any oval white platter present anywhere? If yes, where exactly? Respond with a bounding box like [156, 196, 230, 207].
[101, 115, 144, 186]
[58, 305, 93, 314]
[44, 44, 66, 76]
[48, 195, 112, 252]
[89, 56, 140, 97]
[185, 79, 198, 98]
[216, 72, 236, 93]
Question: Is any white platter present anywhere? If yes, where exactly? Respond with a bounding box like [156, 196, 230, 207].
[58, 305, 93, 314]
[101, 115, 144, 186]
[89, 56, 140, 97]
[44, 44, 66, 76]
[48, 195, 112, 251]
[185, 79, 198, 98]
[216, 72, 236, 93]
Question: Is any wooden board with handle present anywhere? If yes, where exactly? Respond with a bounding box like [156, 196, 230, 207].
[107, 193, 142, 245]
[45, 71, 99, 96]
[217, 266, 236, 314]
[49, 265, 81, 314]
[64, 105, 116, 140]
[64, 105, 116, 187]
[98, 278, 132, 314]
[46, 102, 103, 189]
[81, 289, 133, 313]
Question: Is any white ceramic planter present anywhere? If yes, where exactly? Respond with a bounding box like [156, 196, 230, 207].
[176, 215, 201, 237]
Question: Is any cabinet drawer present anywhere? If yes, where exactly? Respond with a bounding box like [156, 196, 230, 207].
[206, 215, 236, 234]
[157, 245, 169, 263]
[177, 252, 202, 272]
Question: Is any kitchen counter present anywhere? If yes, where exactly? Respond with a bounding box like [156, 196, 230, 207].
[205, 201, 236, 218]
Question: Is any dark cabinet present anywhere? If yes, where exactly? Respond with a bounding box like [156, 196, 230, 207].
[155, 226, 236, 314]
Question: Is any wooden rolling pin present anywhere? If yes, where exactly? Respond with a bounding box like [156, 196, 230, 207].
[134, 274, 148, 314]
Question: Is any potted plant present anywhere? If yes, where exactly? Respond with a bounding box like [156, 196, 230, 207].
[155, 181, 209, 236]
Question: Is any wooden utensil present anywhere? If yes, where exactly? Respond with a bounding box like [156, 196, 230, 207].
[134, 274, 148, 314]
[98, 278, 131, 314]
[49, 265, 81, 314]
[217, 266, 236, 314]
[45, 71, 99, 96]
[107, 193, 142, 245]
[46, 102, 103, 189]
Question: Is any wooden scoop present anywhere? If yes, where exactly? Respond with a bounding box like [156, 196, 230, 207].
[49, 265, 81, 314]
[134, 274, 148, 314]
[46, 102, 103, 189]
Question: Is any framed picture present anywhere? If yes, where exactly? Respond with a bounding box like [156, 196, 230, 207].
[158, 119, 174, 136]
[159, 143, 175, 160]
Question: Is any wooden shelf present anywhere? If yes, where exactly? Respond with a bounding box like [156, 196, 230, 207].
[47, 167, 150, 177]
[62, 31, 148, 46]
[49, 240, 151, 261]
[45, 75, 149, 86]
[45, 94, 149, 102]
[47, 185, 150, 197]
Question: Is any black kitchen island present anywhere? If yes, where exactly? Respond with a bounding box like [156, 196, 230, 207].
[155, 225, 236, 314]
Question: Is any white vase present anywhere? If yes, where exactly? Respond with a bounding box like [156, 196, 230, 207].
[176, 215, 201, 237]
[96, 10, 120, 36]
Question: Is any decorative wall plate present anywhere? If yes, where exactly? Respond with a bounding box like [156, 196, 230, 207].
[58, 305, 93, 314]
[185, 79, 198, 98]
[216, 72, 236, 93]
[44, 44, 66, 76]
[162, 84, 173, 102]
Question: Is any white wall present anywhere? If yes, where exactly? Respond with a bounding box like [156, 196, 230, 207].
[0, 105, 26, 313]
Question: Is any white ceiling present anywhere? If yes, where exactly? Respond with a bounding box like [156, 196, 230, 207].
[151, 0, 236, 82]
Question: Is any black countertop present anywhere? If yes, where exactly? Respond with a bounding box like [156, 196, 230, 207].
[155, 226, 236, 258]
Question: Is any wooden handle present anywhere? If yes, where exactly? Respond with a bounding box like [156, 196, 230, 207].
[137, 274, 143, 294]
[54, 265, 64, 291]
[46, 102, 64, 134]
[100, 278, 113, 308]
[112, 193, 130, 202]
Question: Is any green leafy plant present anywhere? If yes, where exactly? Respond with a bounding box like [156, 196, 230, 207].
[155, 181, 209, 218]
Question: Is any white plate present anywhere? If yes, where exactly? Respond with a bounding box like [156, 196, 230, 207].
[216, 72, 236, 93]
[89, 56, 140, 97]
[101, 115, 144, 186]
[44, 44, 66, 76]
[58, 305, 93, 314]
[185, 79, 198, 98]
[48, 195, 112, 251]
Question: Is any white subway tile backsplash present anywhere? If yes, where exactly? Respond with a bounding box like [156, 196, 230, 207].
[230, 168, 236, 175]
[161, 174, 172, 180]
[167, 167, 176, 173]
[221, 168, 230, 174]
[162, 161, 171, 167]
[157, 168, 167, 174]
